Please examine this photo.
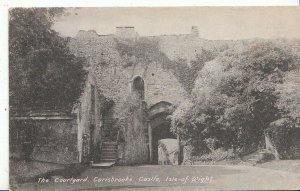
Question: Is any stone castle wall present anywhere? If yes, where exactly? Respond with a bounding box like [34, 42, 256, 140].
[10, 117, 79, 164]
[67, 28, 214, 164]
[69, 29, 191, 108]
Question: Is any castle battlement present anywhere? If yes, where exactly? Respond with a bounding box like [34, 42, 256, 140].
[115, 26, 139, 39]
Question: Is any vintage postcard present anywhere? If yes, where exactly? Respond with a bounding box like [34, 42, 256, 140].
[8, 7, 300, 190]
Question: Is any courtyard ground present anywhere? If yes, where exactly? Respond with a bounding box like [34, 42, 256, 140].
[10, 159, 66, 180]
[14, 164, 300, 191]
[256, 160, 300, 173]
[10, 159, 87, 189]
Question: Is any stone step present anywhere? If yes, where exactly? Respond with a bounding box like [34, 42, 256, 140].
[102, 146, 117, 150]
[102, 149, 117, 153]
[102, 146, 117, 149]
[102, 152, 117, 157]
[102, 154, 117, 157]
[90, 162, 115, 168]
[102, 153, 117, 157]
[103, 141, 117, 144]
[100, 159, 117, 162]
[102, 147, 117, 150]
[101, 148, 117, 151]
[101, 156, 117, 160]
[102, 143, 117, 146]
[103, 142, 118, 145]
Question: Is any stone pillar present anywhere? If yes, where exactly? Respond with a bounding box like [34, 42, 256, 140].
[148, 122, 153, 163]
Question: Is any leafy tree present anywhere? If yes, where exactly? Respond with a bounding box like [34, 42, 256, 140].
[171, 41, 298, 155]
[276, 69, 300, 126]
[9, 8, 87, 112]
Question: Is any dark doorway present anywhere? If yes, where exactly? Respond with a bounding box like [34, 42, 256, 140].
[151, 119, 176, 164]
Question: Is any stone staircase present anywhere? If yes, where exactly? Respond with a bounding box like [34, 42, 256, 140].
[90, 130, 118, 168]
[243, 149, 269, 166]
[247, 152, 260, 165]
[100, 139, 118, 163]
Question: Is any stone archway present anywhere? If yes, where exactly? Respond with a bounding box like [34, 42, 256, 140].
[150, 114, 175, 164]
[148, 101, 179, 164]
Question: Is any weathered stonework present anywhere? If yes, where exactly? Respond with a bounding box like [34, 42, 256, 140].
[68, 27, 205, 164]
[30, 119, 78, 164]
[10, 116, 79, 164]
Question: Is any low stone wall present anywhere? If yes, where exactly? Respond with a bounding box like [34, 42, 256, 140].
[10, 117, 79, 164]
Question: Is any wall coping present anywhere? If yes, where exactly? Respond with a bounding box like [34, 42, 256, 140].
[10, 116, 76, 120]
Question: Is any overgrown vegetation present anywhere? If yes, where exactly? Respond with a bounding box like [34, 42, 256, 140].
[115, 38, 300, 160]
[9, 8, 87, 112]
[115, 38, 216, 94]
[266, 118, 300, 159]
[115, 96, 149, 165]
[193, 148, 235, 162]
[171, 40, 300, 158]
[171, 50, 216, 94]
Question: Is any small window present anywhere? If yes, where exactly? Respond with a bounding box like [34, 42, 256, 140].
[132, 76, 145, 100]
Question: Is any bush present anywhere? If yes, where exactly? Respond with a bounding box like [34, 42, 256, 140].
[193, 148, 236, 162]
[171, 41, 298, 156]
[266, 118, 300, 159]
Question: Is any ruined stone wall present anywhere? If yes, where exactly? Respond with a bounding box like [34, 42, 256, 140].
[156, 35, 203, 63]
[77, 74, 105, 162]
[69, 30, 191, 111]
[119, 101, 149, 165]
[69, 30, 128, 105]
[10, 118, 79, 164]
[30, 119, 78, 164]
[128, 62, 188, 107]
[10, 75, 108, 164]
[68, 30, 199, 164]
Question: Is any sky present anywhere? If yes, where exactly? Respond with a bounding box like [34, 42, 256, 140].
[52, 7, 300, 40]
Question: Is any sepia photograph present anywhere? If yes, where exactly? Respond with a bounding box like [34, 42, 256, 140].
[8, 7, 300, 190]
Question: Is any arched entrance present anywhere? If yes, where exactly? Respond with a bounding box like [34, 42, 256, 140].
[148, 101, 178, 164]
[151, 114, 175, 164]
